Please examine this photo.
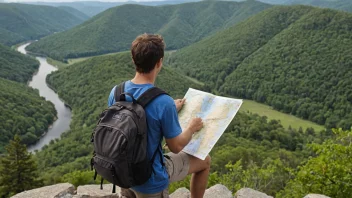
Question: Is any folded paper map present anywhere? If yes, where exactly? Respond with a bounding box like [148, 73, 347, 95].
[179, 88, 243, 160]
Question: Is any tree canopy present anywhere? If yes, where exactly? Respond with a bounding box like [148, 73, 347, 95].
[277, 128, 352, 198]
[168, 5, 352, 129]
[0, 78, 56, 153]
[0, 44, 38, 83]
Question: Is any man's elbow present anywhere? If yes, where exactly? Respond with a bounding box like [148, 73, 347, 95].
[168, 145, 183, 154]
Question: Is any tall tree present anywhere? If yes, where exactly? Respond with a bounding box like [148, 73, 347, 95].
[0, 135, 42, 197]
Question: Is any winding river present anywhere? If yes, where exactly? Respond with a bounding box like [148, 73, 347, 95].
[17, 43, 72, 152]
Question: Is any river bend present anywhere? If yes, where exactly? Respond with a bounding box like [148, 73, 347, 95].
[17, 43, 72, 152]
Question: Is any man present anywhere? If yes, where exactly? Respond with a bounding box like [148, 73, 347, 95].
[107, 34, 211, 198]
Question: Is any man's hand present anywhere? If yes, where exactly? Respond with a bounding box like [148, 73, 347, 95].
[188, 117, 203, 134]
[165, 117, 204, 153]
[175, 98, 186, 112]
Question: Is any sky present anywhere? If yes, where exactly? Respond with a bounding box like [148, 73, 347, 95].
[4, 0, 165, 2]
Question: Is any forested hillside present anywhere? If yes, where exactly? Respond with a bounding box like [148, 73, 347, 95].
[0, 78, 56, 153]
[26, 0, 271, 60]
[0, 3, 88, 46]
[167, 5, 352, 130]
[253, 0, 352, 12]
[0, 44, 38, 83]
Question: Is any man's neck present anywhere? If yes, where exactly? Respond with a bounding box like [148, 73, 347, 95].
[131, 72, 156, 85]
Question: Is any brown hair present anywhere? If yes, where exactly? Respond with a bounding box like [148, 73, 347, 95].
[131, 34, 165, 73]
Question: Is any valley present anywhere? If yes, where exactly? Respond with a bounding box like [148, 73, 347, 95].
[0, 1, 351, 197]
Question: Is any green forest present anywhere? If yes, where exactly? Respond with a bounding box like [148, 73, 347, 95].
[26, 0, 271, 61]
[0, 44, 39, 83]
[167, 5, 352, 130]
[0, 3, 88, 46]
[0, 78, 56, 153]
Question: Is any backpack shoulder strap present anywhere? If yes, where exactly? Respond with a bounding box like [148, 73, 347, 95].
[114, 81, 126, 102]
[137, 87, 169, 108]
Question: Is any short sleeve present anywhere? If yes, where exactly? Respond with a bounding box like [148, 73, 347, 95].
[160, 97, 182, 139]
[107, 86, 116, 107]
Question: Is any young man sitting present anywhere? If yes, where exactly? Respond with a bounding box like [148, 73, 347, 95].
[107, 34, 211, 198]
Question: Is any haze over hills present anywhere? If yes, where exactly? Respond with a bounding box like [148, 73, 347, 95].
[26, 0, 271, 61]
[0, 3, 89, 46]
[58, 6, 90, 21]
[168, 5, 352, 130]
[26, 0, 201, 16]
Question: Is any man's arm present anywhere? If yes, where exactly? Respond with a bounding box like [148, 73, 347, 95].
[166, 117, 203, 154]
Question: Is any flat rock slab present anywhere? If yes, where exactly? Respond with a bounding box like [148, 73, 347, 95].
[204, 184, 233, 198]
[11, 183, 75, 198]
[304, 194, 331, 198]
[235, 188, 273, 198]
[76, 184, 120, 198]
[170, 187, 190, 198]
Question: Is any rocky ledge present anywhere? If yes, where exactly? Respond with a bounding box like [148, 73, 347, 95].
[11, 183, 330, 198]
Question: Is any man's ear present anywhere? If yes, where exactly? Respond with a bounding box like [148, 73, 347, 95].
[156, 58, 163, 69]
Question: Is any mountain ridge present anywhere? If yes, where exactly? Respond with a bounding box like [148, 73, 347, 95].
[0, 3, 89, 46]
[26, 0, 271, 61]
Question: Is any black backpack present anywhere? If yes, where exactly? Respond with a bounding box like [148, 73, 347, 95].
[91, 81, 167, 193]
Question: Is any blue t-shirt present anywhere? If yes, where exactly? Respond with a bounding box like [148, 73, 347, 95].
[108, 80, 182, 194]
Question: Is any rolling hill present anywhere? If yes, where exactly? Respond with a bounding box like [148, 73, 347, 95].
[26, 0, 271, 61]
[0, 3, 89, 46]
[167, 5, 352, 130]
[0, 43, 38, 83]
[288, 0, 352, 12]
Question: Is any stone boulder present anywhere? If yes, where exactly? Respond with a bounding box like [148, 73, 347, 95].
[304, 194, 331, 198]
[74, 184, 121, 198]
[235, 188, 273, 198]
[11, 183, 75, 198]
[169, 187, 190, 198]
[204, 184, 233, 198]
